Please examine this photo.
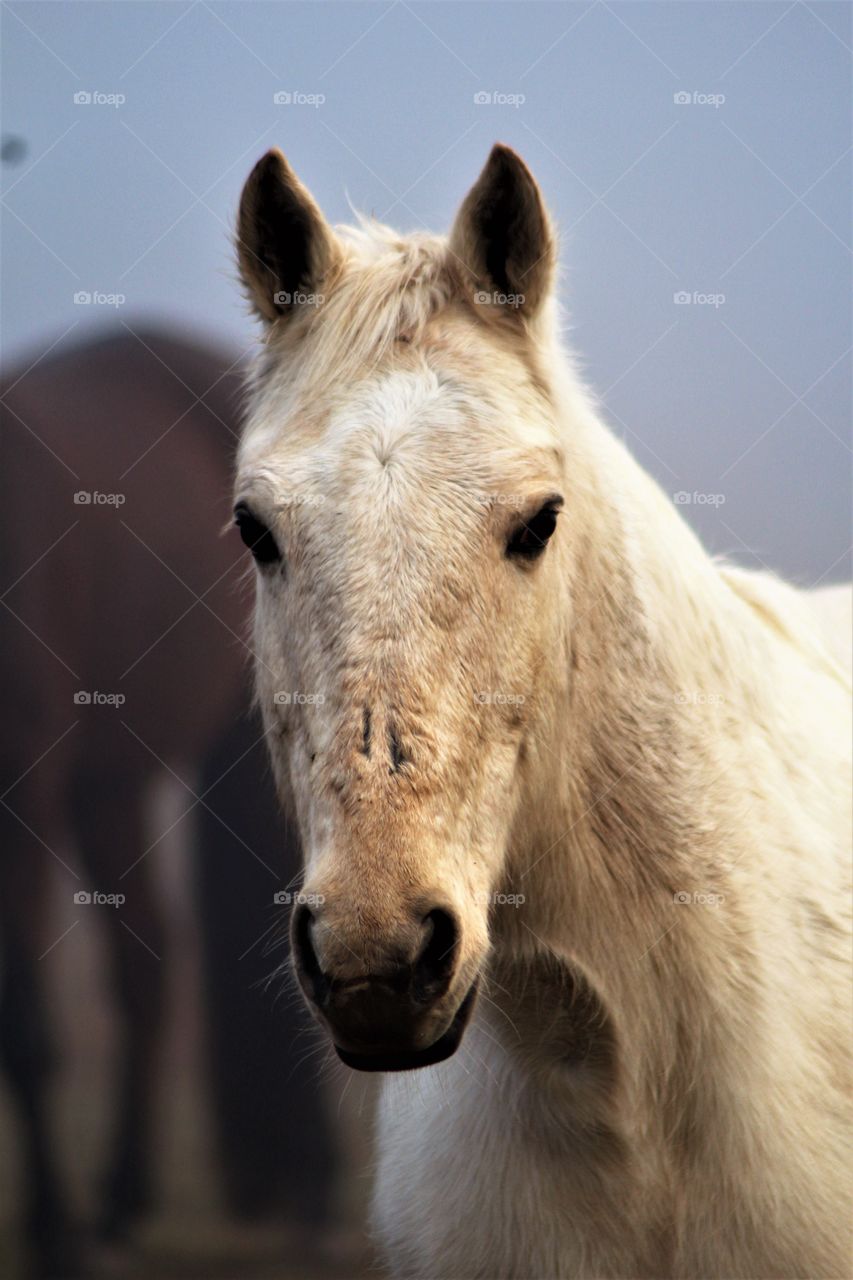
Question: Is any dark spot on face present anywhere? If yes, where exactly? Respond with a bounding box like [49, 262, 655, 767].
[388, 725, 407, 774]
[361, 708, 372, 756]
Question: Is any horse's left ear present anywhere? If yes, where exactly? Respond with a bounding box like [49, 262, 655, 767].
[449, 143, 556, 319]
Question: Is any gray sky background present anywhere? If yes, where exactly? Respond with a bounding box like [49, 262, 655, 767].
[2, 1, 850, 583]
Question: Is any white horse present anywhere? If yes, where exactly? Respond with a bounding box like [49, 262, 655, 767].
[233, 143, 852, 1279]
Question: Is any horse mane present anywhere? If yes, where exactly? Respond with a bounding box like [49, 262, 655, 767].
[720, 563, 852, 689]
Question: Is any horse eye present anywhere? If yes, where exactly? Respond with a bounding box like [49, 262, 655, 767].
[507, 502, 561, 560]
[234, 503, 281, 565]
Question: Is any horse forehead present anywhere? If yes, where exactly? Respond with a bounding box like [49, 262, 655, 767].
[242, 371, 473, 499]
[329, 366, 461, 447]
[244, 365, 556, 497]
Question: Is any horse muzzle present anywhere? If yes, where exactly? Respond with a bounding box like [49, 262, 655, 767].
[290, 900, 479, 1071]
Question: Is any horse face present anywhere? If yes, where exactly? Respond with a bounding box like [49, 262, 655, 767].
[235, 145, 565, 1070]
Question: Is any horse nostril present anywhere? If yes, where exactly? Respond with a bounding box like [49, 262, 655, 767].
[292, 903, 329, 1004]
[414, 908, 459, 999]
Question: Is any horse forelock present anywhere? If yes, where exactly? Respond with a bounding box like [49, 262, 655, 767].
[245, 222, 449, 401]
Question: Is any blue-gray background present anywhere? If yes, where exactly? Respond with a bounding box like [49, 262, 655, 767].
[2, 0, 851, 582]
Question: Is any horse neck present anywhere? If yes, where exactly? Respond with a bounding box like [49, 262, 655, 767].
[498, 360, 776, 1109]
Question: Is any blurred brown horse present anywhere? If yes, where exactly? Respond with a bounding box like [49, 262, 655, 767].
[0, 328, 336, 1276]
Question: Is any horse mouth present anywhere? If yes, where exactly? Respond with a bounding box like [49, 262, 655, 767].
[334, 980, 479, 1073]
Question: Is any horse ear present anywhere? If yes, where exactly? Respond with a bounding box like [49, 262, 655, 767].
[237, 149, 339, 323]
[450, 143, 555, 318]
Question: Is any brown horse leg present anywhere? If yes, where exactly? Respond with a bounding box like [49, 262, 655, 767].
[0, 797, 81, 1278]
[70, 771, 167, 1242]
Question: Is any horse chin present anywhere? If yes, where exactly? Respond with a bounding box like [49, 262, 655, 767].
[334, 980, 479, 1073]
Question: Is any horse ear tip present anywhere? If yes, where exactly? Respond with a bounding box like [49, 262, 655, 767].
[249, 148, 288, 183]
[483, 143, 537, 189]
[488, 142, 524, 168]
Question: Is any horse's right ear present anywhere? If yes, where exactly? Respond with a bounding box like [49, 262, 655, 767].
[237, 149, 339, 323]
